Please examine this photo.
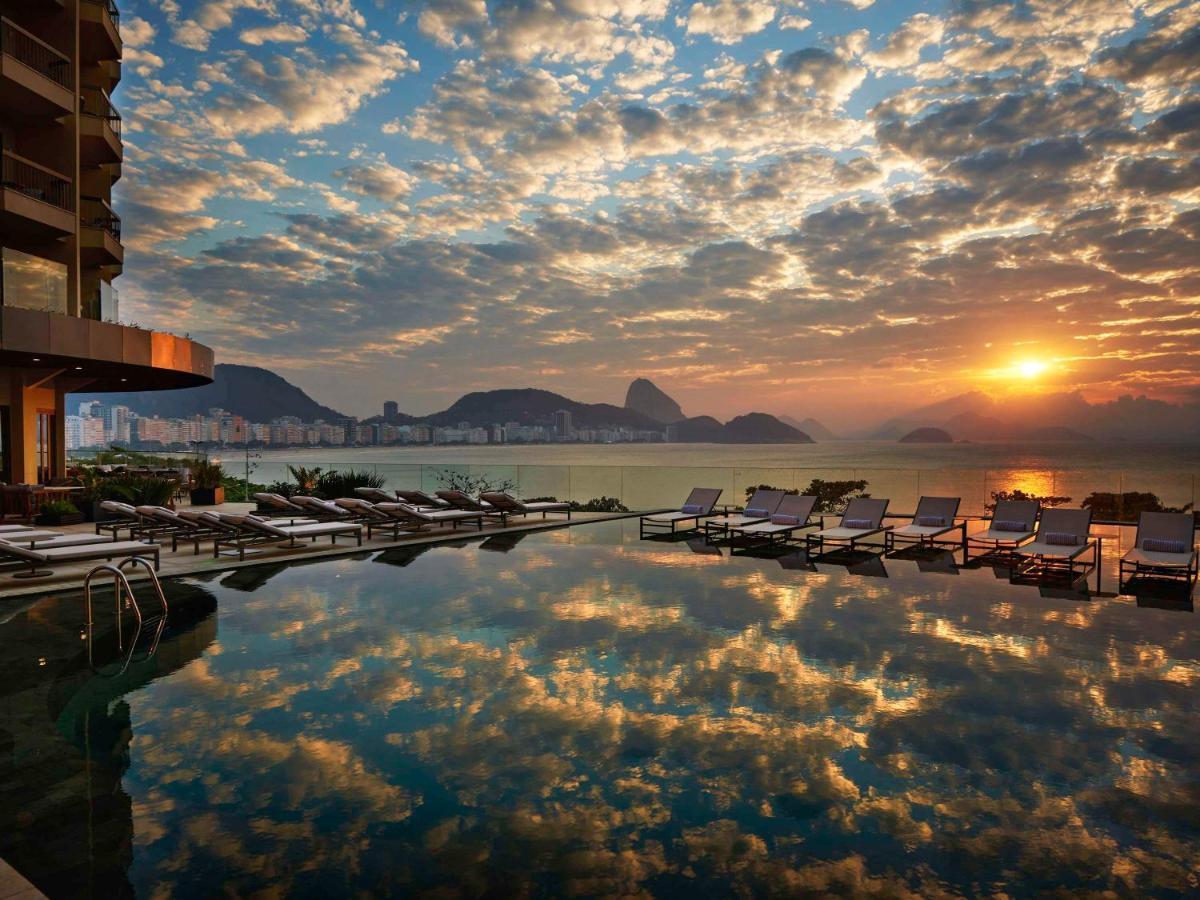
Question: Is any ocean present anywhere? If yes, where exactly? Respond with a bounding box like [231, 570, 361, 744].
[220, 441, 1199, 516]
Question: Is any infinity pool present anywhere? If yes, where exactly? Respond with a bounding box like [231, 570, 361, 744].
[1, 520, 1197, 897]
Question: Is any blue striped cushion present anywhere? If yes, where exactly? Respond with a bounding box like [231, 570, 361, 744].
[744, 507, 769, 517]
[916, 516, 946, 527]
[993, 520, 1028, 532]
[771, 514, 800, 526]
[1044, 532, 1079, 546]
[843, 518, 873, 529]
[681, 504, 705, 514]
[1143, 538, 1187, 553]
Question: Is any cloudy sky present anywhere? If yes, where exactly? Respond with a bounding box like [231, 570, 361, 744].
[114, 0, 1199, 424]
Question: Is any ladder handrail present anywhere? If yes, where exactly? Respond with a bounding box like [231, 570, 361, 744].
[83, 559, 169, 672]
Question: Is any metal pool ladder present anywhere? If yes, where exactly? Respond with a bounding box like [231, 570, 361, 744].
[83, 558, 169, 673]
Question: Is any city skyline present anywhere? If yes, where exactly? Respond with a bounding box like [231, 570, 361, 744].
[110, 0, 1198, 426]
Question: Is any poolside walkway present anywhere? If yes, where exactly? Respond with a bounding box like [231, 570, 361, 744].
[0, 503, 646, 602]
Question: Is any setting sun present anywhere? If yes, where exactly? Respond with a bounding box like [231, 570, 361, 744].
[1016, 360, 1048, 379]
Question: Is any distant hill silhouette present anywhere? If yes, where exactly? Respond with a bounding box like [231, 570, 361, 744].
[781, 415, 839, 441]
[624, 378, 685, 423]
[428, 388, 660, 430]
[874, 390, 1193, 442]
[899, 427, 954, 443]
[70, 364, 347, 422]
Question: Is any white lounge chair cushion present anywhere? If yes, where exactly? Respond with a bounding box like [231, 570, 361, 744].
[720, 513, 771, 529]
[970, 528, 1035, 544]
[1122, 546, 1196, 567]
[814, 526, 883, 540]
[271, 522, 361, 537]
[29, 535, 116, 549]
[645, 510, 707, 523]
[737, 520, 803, 535]
[521, 502, 570, 512]
[0, 530, 75, 543]
[1016, 540, 1091, 560]
[893, 523, 955, 538]
[3, 541, 155, 562]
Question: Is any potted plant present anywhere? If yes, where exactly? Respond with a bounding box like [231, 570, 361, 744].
[35, 499, 85, 527]
[189, 460, 225, 506]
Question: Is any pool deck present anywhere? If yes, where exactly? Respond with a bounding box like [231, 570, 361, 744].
[0, 859, 45, 900]
[0, 504, 647, 602]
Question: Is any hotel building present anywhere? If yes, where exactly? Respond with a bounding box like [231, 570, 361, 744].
[0, 0, 211, 483]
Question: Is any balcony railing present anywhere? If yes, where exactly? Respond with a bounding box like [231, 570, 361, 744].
[1, 148, 73, 211]
[81, 195, 121, 240]
[84, 285, 119, 321]
[80, 86, 121, 139]
[83, 0, 119, 22]
[0, 17, 74, 90]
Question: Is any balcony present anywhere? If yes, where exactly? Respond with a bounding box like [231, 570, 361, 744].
[80, 195, 123, 266]
[80, 86, 122, 164]
[0, 148, 75, 238]
[80, 0, 120, 62]
[0, 17, 74, 118]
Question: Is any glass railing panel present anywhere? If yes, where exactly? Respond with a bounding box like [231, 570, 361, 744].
[370, 463, 424, 492]
[981, 467, 1061, 508]
[565, 465, 625, 508]
[1053, 468, 1122, 517]
[732, 467, 802, 506]
[514, 465, 570, 502]
[619, 465, 735, 511]
[855, 468, 920, 518]
[1106, 470, 1198, 522]
[916, 467, 989, 517]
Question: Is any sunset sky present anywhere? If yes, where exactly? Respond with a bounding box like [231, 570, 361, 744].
[115, 0, 1199, 425]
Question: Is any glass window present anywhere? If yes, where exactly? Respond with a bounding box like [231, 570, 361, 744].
[1, 247, 68, 314]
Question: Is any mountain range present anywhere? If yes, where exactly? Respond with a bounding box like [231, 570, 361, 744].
[70, 366, 1200, 443]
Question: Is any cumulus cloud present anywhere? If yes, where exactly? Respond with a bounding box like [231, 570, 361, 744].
[679, 0, 778, 45]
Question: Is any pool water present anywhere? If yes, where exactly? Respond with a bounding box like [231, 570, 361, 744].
[1, 520, 1197, 897]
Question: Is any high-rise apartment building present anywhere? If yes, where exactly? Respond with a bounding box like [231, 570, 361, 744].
[0, 0, 212, 482]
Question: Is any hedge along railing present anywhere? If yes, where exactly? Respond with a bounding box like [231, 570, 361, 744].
[190, 460, 1198, 522]
[0, 17, 73, 89]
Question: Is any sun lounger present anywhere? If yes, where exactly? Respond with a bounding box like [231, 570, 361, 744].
[396, 490, 452, 509]
[354, 487, 399, 504]
[212, 514, 364, 560]
[639, 488, 723, 537]
[806, 498, 890, 555]
[1119, 511, 1197, 585]
[703, 489, 786, 542]
[0, 530, 115, 550]
[1011, 508, 1098, 581]
[885, 496, 964, 552]
[727, 494, 818, 548]
[0, 539, 159, 579]
[334, 498, 417, 540]
[134, 505, 229, 554]
[289, 496, 359, 521]
[965, 499, 1041, 562]
[478, 492, 572, 526]
[375, 502, 486, 531]
[252, 494, 314, 520]
[95, 500, 142, 540]
[0, 524, 36, 534]
[434, 490, 496, 512]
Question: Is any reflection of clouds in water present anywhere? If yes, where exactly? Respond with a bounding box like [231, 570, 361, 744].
[111, 525, 1200, 894]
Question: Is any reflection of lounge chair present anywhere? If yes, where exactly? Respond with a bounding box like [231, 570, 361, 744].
[727, 494, 818, 549]
[479, 492, 572, 526]
[965, 499, 1040, 563]
[703, 489, 786, 542]
[1119, 511, 1197, 586]
[639, 488, 723, 538]
[1011, 508, 1098, 582]
[806, 498, 890, 556]
[687, 537, 723, 556]
[479, 532, 530, 553]
[0, 530, 114, 550]
[915, 551, 960, 575]
[885, 497, 963, 552]
[373, 544, 438, 568]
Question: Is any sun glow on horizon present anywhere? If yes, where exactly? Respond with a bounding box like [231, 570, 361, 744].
[1016, 359, 1048, 379]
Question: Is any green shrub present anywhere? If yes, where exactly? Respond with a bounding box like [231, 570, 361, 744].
[221, 475, 267, 503]
[287, 465, 323, 493]
[526, 495, 630, 512]
[264, 481, 299, 497]
[191, 460, 224, 490]
[745, 480, 869, 512]
[94, 476, 177, 507]
[41, 499, 80, 517]
[315, 468, 385, 499]
[434, 468, 516, 495]
[1081, 491, 1194, 523]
